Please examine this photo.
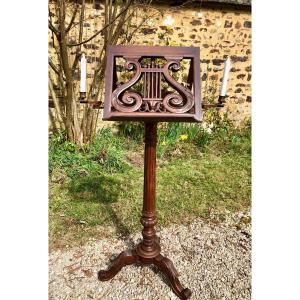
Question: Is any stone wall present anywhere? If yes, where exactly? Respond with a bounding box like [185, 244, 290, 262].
[133, 4, 252, 123]
[49, 2, 251, 125]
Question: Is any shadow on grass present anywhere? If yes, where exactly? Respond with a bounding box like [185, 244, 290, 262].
[67, 174, 135, 246]
[68, 175, 120, 203]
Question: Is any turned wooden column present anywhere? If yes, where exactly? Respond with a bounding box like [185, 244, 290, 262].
[137, 122, 161, 259]
[98, 122, 192, 299]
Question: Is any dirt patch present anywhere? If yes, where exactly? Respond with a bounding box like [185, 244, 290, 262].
[125, 153, 144, 168]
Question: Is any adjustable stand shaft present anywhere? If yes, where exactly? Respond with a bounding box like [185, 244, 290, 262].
[98, 122, 192, 300]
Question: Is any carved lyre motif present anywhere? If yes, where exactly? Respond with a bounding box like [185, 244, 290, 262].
[141, 61, 164, 113]
[103, 45, 202, 122]
[111, 56, 194, 114]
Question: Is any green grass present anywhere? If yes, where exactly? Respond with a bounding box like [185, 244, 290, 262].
[49, 118, 251, 250]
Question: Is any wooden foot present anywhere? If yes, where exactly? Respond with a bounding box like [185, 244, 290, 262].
[98, 250, 191, 299]
[153, 254, 192, 300]
[98, 249, 139, 281]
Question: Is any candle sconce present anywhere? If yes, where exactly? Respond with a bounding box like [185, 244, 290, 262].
[79, 90, 103, 109]
[201, 56, 231, 109]
[79, 92, 88, 103]
[200, 95, 227, 109]
[201, 96, 226, 109]
[217, 94, 227, 107]
[79, 91, 86, 100]
[218, 95, 227, 104]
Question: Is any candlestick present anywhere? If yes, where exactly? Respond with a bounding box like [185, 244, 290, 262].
[80, 53, 87, 93]
[220, 57, 231, 96]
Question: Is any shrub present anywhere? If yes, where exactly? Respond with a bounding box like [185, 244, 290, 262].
[49, 111, 251, 180]
[115, 109, 250, 158]
[49, 127, 130, 179]
[116, 122, 145, 141]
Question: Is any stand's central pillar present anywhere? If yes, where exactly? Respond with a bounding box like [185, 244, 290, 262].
[137, 123, 161, 259]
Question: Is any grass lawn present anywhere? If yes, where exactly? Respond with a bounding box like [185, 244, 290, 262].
[49, 120, 251, 250]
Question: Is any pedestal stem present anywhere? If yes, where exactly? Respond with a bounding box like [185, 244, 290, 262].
[143, 122, 157, 213]
[98, 122, 192, 299]
[137, 122, 160, 258]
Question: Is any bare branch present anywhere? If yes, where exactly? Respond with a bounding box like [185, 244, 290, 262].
[49, 20, 60, 38]
[49, 7, 57, 47]
[120, 9, 156, 44]
[66, 1, 79, 33]
[67, 0, 133, 47]
[48, 58, 60, 76]
[71, 0, 85, 72]
[65, 14, 102, 32]
[49, 73, 65, 128]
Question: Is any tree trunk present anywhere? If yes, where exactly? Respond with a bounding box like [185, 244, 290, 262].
[48, 0, 156, 144]
[57, 0, 82, 144]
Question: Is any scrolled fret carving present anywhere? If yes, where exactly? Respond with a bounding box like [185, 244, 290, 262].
[111, 57, 143, 112]
[162, 59, 194, 113]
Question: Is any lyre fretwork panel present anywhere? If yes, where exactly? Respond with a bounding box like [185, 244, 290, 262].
[111, 56, 195, 114]
[103, 45, 202, 122]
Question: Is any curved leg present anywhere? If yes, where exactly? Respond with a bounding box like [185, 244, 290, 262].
[153, 254, 192, 300]
[98, 249, 139, 281]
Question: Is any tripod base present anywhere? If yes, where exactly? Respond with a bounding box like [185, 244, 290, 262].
[98, 244, 192, 300]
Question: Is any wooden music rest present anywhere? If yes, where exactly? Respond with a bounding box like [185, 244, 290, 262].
[98, 45, 202, 299]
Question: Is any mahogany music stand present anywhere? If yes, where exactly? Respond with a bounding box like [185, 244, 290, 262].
[98, 45, 202, 299]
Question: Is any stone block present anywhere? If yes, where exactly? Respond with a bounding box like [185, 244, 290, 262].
[235, 21, 242, 29]
[205, 19, 214, 26]
[244, 21, 251, 28]
[231, 68, 241, 72]
[237, 74, 246, 79]
[224, 20, 233, 28]
[231, 55, 248, 62]
[190, 20, 202, 26]
[141, 28, 157, 35]
[212, 59, 224, 66]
